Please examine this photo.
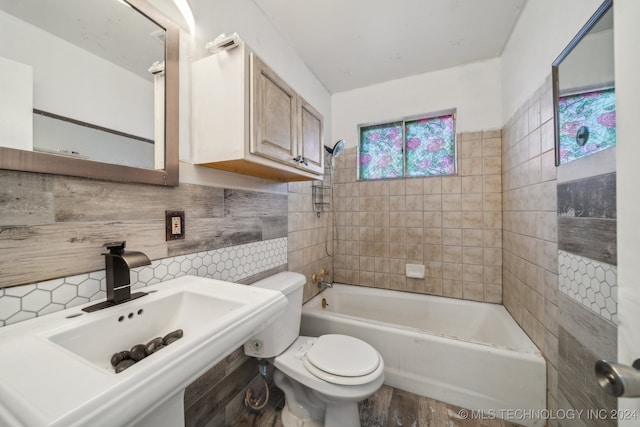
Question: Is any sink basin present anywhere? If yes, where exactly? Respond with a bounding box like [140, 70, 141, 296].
[48, 290, 243, 371]
[0, 275, 287, 427]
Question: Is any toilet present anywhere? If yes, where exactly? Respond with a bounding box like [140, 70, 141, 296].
[244, 272, 384, 427]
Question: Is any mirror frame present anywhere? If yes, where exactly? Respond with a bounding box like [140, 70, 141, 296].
[0, 0, 179, 186]
[551, 0, 613, 166]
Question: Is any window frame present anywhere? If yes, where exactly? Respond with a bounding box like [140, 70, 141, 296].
[356, 108, 457, 181]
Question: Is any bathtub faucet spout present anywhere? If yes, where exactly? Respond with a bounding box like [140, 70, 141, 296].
[312, 271, 333, 290]
[318, 279, 333, 290]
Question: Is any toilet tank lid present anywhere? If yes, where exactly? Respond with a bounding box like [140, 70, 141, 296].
[250, 272, 306, 295]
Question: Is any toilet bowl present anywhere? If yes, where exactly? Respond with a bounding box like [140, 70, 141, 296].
[244, 272, 384, 427]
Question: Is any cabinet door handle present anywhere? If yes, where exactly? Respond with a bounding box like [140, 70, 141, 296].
[292, 156, 301, 163]
[300, 157, 308, 166]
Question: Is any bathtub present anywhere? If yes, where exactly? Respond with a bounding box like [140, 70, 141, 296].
[301, 284, 546, 427]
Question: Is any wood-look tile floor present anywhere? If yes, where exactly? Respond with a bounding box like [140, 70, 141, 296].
[234, 384, 522, 427]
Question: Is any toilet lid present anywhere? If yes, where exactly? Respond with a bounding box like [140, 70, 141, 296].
[304, 335, 380, 385]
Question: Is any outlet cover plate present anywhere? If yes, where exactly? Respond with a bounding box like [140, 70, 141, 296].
[165, 210, 185, 241]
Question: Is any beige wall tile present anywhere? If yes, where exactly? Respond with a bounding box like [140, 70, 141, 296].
[484, 156, 502, 175]
[390, 212, 407, 227]
[424, 228, 442, 245]
[406, 277, 425, 293]
[483, 175, 502, 193]
[460, 157, 483, 176]
[328, 127, 504, 304]
[483, 192, 502, 211]
[424, 278, 443, 295]
[389, 227, 407, 242]
[443, 262, 463, 280]
[389, 195, 406, 211]
[406, 211, 424, 227]
[389, 258, 405, 275]
[459, 131, 483, 141]
[423, 177, 442, 194]
[375, 257, 390, 273]
[463, 264, 484, 283]
[406, 194, 424, 211]
[443, 228, 463, 246]
[424, 211, 442, 228]
[442, 194, 462, 211]
[461, 140, 483, 158]
[463, 247, 484, 265]
[423, 194, 442, 211]
[389, 243, 407, 259]
[389, 180, 406, 196]
[463, 229, 484, 247]
[443, 245, 463, 263]
[406, 243, 423, 260]
[442, 211, 463, 228]
[462, 211, 484, 229]
[462, 193, 483, 211]
[463, 282, 484, 301]
[462, 176, 484, 193]
[442, 176, 462, 193]
[405, 178, 423, 195]
[484, 284, 502, 303]
[483, 138, 502, 157]
[443, 279, 463, 298]
[406, 227, 424, 243]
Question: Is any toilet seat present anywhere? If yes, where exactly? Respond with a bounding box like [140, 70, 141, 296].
[303, 334, 381, 386]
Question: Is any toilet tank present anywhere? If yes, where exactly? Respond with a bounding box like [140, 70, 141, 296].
[244, 272, 306, 358]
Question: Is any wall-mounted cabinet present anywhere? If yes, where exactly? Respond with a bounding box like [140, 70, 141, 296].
[192, 44, 324, 181]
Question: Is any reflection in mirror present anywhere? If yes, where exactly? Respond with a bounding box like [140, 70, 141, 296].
[0, 0, 163, 169]
[552, 0, 615, 166]
[0, 0, 179, 186]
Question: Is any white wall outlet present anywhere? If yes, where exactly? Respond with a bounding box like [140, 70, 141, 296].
[165, 210, 185, 241]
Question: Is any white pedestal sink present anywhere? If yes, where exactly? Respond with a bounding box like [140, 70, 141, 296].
[0, 275, 287, 427]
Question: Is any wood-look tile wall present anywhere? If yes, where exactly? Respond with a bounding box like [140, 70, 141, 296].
[556, 157, 617, 423]
[557, 173, 617, 265]
[331, 131, 503, 303]
[0, 170, 287, 288]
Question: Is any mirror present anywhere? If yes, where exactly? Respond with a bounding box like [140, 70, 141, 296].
[552, 0, 615, 166]
[0, 0, 179, 185]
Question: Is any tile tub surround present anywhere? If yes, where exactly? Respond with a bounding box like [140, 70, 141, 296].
[0, 237, 287, 326]
[502, 76, 560, 422]
[332, 130, 503, 303]
[287, 157, 335, 303]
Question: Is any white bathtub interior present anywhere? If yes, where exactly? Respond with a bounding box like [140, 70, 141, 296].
[301, 284, 546, 427]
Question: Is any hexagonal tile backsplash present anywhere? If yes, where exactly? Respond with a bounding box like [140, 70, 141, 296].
[558, 250, 617, 323]
[0, 238, 287, 327]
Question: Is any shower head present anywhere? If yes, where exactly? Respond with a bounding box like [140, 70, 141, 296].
[325, 140, 345, 158]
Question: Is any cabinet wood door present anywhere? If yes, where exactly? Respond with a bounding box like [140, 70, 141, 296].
[251, 54, 298, 166]
[298, 98, 324, 175]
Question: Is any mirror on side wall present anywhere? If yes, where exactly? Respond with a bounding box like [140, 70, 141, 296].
[552, 0, 615, 167]
[0, 0, 179, 186]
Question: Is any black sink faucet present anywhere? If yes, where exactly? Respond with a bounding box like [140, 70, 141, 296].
[83, 241, 151, 313]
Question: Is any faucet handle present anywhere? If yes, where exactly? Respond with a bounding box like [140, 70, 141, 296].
[104, 241, 126, 254]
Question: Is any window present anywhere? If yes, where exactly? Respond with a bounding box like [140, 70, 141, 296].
[558, 88, 616, 165]
[358, 111, 456, 180]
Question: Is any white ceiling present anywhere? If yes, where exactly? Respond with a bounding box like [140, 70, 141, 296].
[253, 0, 527, 93]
